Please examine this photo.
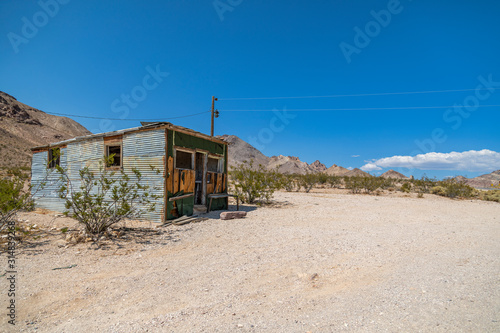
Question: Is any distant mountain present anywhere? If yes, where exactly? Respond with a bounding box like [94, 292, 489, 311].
[268, 155, 323, 175]
[217, 134, 270, 168]
[325, 164, 350, 176]
[309, 160, 327, 173]
[219, 135, 326, 174]
[465, 170, 500, 189]
[0, 91, 91, 168]
[380, 169, 409, 179]
[344, 168, 372, 177]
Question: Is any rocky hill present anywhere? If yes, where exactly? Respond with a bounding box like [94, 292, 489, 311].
[381, 169, 409, 179]
[216, 134, 270, 168]
[344, 168, 372, 178]
[0, 91, 91, 168]
[465, 170, 500, 189]
[325, 164, 350, 176]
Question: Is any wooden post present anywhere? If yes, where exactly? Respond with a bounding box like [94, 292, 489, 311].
[211, 96, 217, 136]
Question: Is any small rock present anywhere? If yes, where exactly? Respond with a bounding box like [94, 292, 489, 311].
[220, 211, 247, 220]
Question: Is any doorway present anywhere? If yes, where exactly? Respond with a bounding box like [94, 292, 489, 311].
[194, 152, 206, 205]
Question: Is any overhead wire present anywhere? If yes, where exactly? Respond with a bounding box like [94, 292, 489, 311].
[43, 110, 211, 121]
[218, 88, 500, 101]
[221, 105, 500, 112]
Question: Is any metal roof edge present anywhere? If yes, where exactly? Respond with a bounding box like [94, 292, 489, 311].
[31, 122, 226, 151]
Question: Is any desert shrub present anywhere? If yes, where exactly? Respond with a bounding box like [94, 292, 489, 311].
[0, 170, 33, 232]
[316, 173, 329, 185]
[277, 173, 298, 192]
[435, 179, 477, 199]
[400, 182, 412, 193]
[344, 176, 363, 194]
[299, 173, 318, 193]
[431, 186, 446, 196]
[481, 190, 500, 203]
[327, 175, 341, 188]
[360, 177, 387, 194]
[412, 175, 436, 194]
[56, 160, 159, 238]
[230, 161, 281, 204]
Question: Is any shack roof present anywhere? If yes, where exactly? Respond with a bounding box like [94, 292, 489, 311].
[31, 122, 227, 151]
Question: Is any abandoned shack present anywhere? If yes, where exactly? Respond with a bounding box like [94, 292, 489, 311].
[30, 122, 229, 223]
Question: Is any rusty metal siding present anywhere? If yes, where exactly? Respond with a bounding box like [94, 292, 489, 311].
[122, 129, 165, 223]
[31, 131, 166, 223]
[31, 148, 68, 212]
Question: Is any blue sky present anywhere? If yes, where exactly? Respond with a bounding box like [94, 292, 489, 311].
[1, 0, 499, 179]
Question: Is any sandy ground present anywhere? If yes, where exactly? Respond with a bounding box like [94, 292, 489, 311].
[1, 190, 499, 332]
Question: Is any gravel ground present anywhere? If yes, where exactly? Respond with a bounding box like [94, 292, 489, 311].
[1, 190, 499, 332]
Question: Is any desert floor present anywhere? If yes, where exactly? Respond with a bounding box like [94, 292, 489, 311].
[1, 190, 499, 332]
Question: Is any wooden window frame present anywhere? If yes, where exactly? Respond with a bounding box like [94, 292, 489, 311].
[207, 155, 223, 173]
[174, 147, 194, 170]
[47, 147, 61, 169]
[105, 144, 122, 169]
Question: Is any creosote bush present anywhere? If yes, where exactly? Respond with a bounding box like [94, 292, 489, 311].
[230, 160, 281, 204]
[56, 157, 159, 239]
[0, 168, 34, 232]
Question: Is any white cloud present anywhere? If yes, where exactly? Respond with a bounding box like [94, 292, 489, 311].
[351, 155, 360, 158]
[347, 166, 353, 170]
[360, 163, 382, 172]
[361, 149, 500, 172]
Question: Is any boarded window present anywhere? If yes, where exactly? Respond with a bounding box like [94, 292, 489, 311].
[176, 150, 193, 170]
[48, 148, 60, 168]
[207, 157, 221, 173]
[106, 145, 121, 167]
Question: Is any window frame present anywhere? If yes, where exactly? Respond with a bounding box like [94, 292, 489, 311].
[105, 144, 122, 169]
[174, 148, 194, 170]
[47, 147, 61, 169]
[207, 155, 223, 173]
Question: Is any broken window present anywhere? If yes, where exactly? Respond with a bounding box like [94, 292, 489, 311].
[48, 148, 60, 168]
[175, 150, 193, 170]
[207, 157, 222, 173]
[106, 145, 121, 167]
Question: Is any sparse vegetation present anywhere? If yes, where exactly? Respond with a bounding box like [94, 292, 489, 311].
[481, 190, 500, 203]
[230, 160, 282, 204]
[0, 168, 34, 232]
[56, 158, 159, 239]
[227, 163, 496, 204]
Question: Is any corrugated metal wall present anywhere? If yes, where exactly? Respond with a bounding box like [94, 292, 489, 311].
[123, 129, 165, 222]
[31, 129, 166, 223]
[31, 148, 68, 212]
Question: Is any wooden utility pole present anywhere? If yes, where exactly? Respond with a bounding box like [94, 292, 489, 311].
[211, 96, 218, 136]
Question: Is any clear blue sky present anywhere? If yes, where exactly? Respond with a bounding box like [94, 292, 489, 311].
[1, 0, 499, 179]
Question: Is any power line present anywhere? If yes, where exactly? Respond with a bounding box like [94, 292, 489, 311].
[43, 110, 210, 121]
[219, 88, 500, 101]
[221, 105, 500, 111]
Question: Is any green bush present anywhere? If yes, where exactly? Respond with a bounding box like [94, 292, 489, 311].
[277, 173, 298, 192]
[401, 182, 412, 193]
[431, 186, 446, 196]
[327, 175, 341, 188]
[0, 171, 33, 232]
[56, 160, 159, 238]
[344, 176, 363, 194]
[481, 190, 500, 203]
[230, 161, 281, 204]
[299, 173, 318, 193]
[360, 177, 387, 194]
[438, 179, 477, 198]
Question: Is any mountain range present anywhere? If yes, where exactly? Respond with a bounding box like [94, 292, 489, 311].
[0, 91, 90, 168]
[0, 92, 497, 188]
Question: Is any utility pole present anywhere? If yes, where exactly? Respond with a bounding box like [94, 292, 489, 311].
[210, 96, 218, 136]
